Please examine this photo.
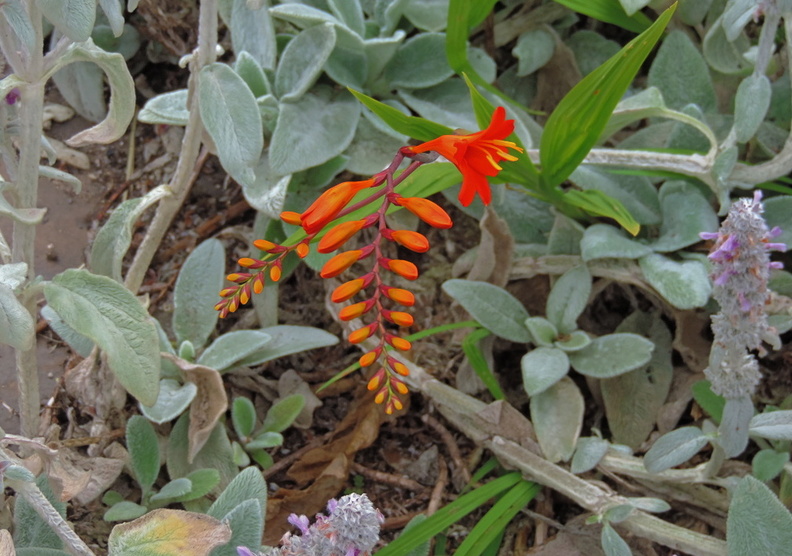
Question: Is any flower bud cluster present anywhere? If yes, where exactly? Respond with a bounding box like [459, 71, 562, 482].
[700, 191, 785, 398]
[237, 493, 384, 556]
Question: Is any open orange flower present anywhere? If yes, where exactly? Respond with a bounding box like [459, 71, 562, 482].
[407, 106, 523, 207]
[299, 179, 375, 233]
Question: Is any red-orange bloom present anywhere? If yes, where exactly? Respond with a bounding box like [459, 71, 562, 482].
[349, 323, 377, 344]
[382, 286, 415, 306]
[339, 299, 375, 321]
[300, 179, 375, 234]
[383, 310, 414, 327]
[332, 278, 366, 303]
[280, 211, 303, 226]
[321, 250, 363, 278]
[318, 220, 367, 253]
[386, 334, 411, 351]
[394, 196, 453, 229]
[407, 107, 523, 207]
[253, 273, 265, 294]
[367, 368, 386, 391]
[384, 259, 419, 280]
[359, 349, 380, 367]
[390, 230, 429, 253]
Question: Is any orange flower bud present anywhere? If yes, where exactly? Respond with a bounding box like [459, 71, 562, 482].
[374, 387, 387, 405]
[320, 250, 362, 279]
[228, 297, 239, 313]
[388, 357, 410, 376]
[332, 278, 365, 303]
[253, 239, 284, 253]
[367, 368, 385, 391]
[394, 197, 452, 229]
[383, 287, 415, 306]
[238, 257, 265, 269]
[384, 310, 414, 327]
[390, 230, 429, 253]
[253, 273, 265, 294]
[392, 379, 409, 395]
[385, 259, 419, 280]
[239, 283, 251, 306]
[214, 300, 226, 311]
[280, 211, 303, 226]
[318, 220, 367, 253]
[270, 265, 282, 282]
[226, 273, 250, 283]
[388, 397, 404, 413]
[348, 324, 376, 344]
[301, 179, 375, 234]
[296, 242, 310, 258]
[339, 299, 375, 321]
[359, 350, 379, 367]
[386, 335, 411, 351]
[219, 287, 237, 298]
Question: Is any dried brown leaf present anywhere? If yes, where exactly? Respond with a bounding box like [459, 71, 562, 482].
[0, 529, 15, 556]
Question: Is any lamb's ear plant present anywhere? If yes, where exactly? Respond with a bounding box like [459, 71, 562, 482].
[231, 394, 305, 469]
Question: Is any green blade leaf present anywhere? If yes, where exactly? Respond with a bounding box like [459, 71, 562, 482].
[552, 0, 652, 33]
[539, 4, 675, 188]
[348, 88, 452, 141]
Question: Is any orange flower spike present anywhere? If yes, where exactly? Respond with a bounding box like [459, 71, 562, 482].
[300, 179, 376, 234]
[392, 196, 453, 229]
[406, 106, 523, 207]
[318, 220, 367, 253]
[382, 286, 415, 306]
[383, 258, 419, 280]
[389, 230, 430, 253]
[280, 211, 302, 226]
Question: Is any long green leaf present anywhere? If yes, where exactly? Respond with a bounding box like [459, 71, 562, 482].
[461, 328, 505, 400]
[456, 480, 541, 556]
[375, 473, 523, 556]
[540, 4, 675, 189]
[553, 0, 652, 33]
[348, 89, 452, 141]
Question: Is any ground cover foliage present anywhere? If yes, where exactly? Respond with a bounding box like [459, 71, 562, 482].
[3, 0, 792, 554]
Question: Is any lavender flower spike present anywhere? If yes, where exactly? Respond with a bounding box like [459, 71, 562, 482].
[700, 190, 785, 398]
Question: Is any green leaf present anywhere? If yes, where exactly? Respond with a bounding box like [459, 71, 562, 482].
[325, 28, 367, 89]
[720, 396, 754, 458]
[569, 165, 661, 227]
[172, 239, 226, 349]
[45, 40, 136, 146]
[167, 414, 238, 493]
[531, 377, 584, 463]
[552, 0, 651, 33]
[569, 333, 654, 379]
[455, 480, 541, 556]
[275, 23, 336, 102]
[349, 88, 453, 141]
[651, 181, 718, 253]
[199, 63, 263, 186]
[735, 74, 771, 143]
[385, 32, 453, 88]
[234, 52, 270, 98]
[512, 28, 555, 76]
[209, 499, 262, 556]
[0, 283, 34, 350]
[604, 504, 634, 524]
[626, 497, 670, 513]
[44, 269, 160, 406]
[138, 89, 189, 125]
[540, 4, 675, 188]
[648, 30, 716, 112]
[563, 188, 640, 237]
[328, 0, 364, 35]
[521, 347, 569, 397]
[749, 410, 792, 441]
[703, 14, 752, 75]
[692, 380, 725, 424]
[197, 330, 272, 372]
[91, 186, 170, 282]
[644, 427, 709, 473]
[151, 478, 192, 502]
[269, 87, 359, 175]
[103, 501, 148, 522]
[461, 328, 505, 400]
[601, 522, 632, 556]
[752, 449, 789, 482]
[404, 0, 448, 32]
[238, 325, 338, 366]
[638, 254, 711, 310]
[364, 31, 406, 84]
[442, 280, 531, 343]
[126, 415, 160, 493]
[175, 469, 221, 503]
[555, 330, 591, 352]
[568, 30, 622, 78]
[140, 379, 198, 425]
[107, 509, 231, 554]
[763, 196, 792, 250]
[524, 317, 558, 347]
[547, 213, 584, 255]
[40, 304, 94, 357]
[727, 476, 792, 555]
[245, 431, 283, 450]
[232, 397, 256, 440]
[581, 224, 653, 261]
[375, 473, 524, 556]
[262, 394, 305, 433]
[13, 475, 65, 549]
[37, 0, 95, 41]
[228, 0, 277, 71]
[546, 265, 591, 334]
[207, 466, 267, 521]
[571, 436, 610, 474]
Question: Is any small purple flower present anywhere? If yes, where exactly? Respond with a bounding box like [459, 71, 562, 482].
[5, 88, 20, 105]
[700, 190, 785, 398]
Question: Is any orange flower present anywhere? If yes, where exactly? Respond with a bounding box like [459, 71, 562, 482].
[318, 220, 367, 253]
[382, 286, 415, 306]
[386, 334, 411, 351]
[332, 278, 366, 303]
[383, 310, 414, 327]
[300, 179, 375, 234]
[349, 323, 377, 344]
[321, 250, 363, 278]
[407, 107, 522, 206]
[338, 299, 375, 321]
[389, 230, 429, 253]
[384, 259, 419, 280]
[280, 211, 303, 226]
[393, 196, 452, 229]
[359, 350, 380, 367]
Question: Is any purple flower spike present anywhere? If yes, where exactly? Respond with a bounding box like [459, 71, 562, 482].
[704, 190, 784, 398]
[287, 513, 311, 535]
[237, 548, 260, 556]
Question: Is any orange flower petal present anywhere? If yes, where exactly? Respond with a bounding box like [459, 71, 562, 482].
[296, 242, 310, 258]
[374, 387, 387, 405]
[392, 380, 409, 395]
[348, 324, 376, 344]
[388, 357, 410, 376]
[238, 257, 265, 269]
[219, 287, 237, 298]
[387, 335, 411, 351]
[384, 310, 413, 327]
[269, 265, 282, 282]
[338, 300, 374, 321]
[253, 239, 284, 253]
[383, 287, 415, 306]
[390, 230, 429, 253]
[253, 273, 265, 294]
[367, 369, 385, 391]
[320, 250, 362, 279]
[280, 211, 302, 226]
[360, 351, 379, 367]
[301, 179, 375, 234]
[318, 220, 366, 253]
[394, 196, 452, 229]
[332, 278, 365, 303]
[386, 259, 419, 280]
